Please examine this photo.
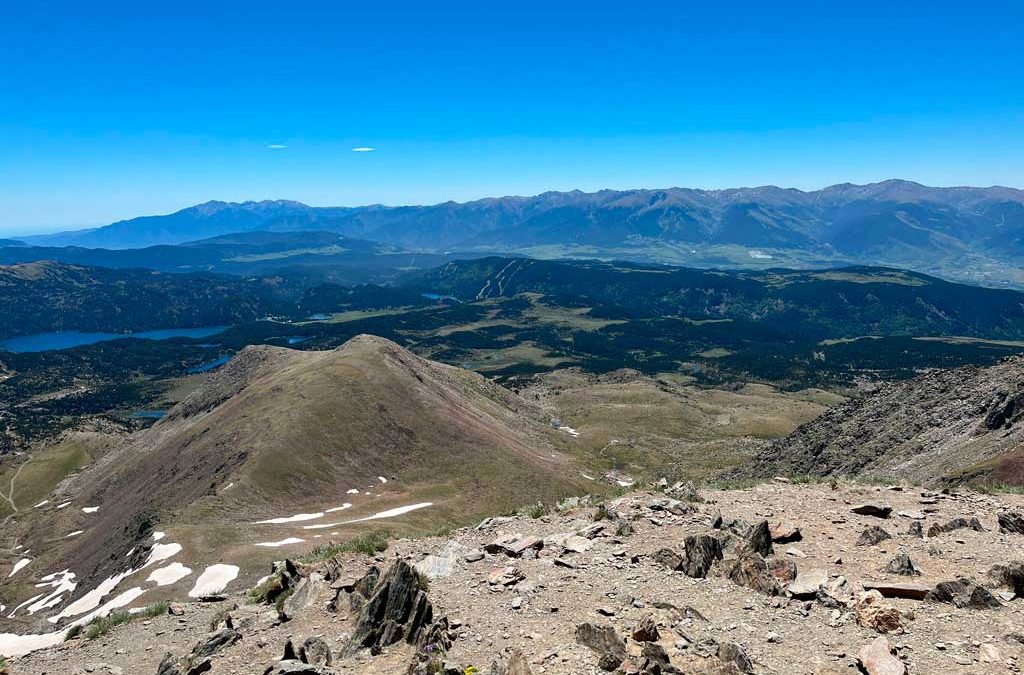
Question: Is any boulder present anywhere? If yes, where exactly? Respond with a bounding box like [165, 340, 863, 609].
[905, 521, 924, 538]
[857, 525, 892, 546]
[884, 553, 921, 576]
[857, 636, 906, 675]
[490, 649, 533, 675]
[817, 576, 854, 608]
[299, 637, 332, 667]
[766, 556, 797, 584]
[632, 615, 660, 642]
[282, 574, 327, 621]
[487, 566, 525, 587]
[486, 535, 543, 557]
[156, 654, 211, 675]
[717, 641, 753, 674]
[998, 511, 1024, 535]
[720, 552, 782, 596]
[190, 628, 241, 659]
[653, 548, 684, 571]
[415, 542, 469, 580]
[851, 504, 893, 519]
[926, 578, 1002, 609]
[769, 522, 802, 544]
[927, 517, 985, 538]
[680, 534, 724, 578]
[742, 520, 774, 556]
[788, 568, 828, 599]
[990, 561, 1024, 596]
[853, 590, 904, 634]
[575, 623, 627, 671]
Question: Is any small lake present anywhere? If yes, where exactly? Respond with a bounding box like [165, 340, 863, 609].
[187, 355, 232, 373]
[0, 326, 230, 353]
[131, 410, 166, 420]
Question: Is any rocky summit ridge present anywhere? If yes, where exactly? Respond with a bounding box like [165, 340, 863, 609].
[10, 480, 1024, 674]
[743, 353, 1024, 487]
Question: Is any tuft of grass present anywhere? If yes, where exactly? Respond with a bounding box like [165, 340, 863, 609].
[64, 624, 84, 641]
[416, 569, 430, 593]
[76, 602, 169, 640]
[299, 530, 391, 563]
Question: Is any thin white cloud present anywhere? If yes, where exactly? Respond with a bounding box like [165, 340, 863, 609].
[351, 146, 376, 152]
[267, 144, 287, 149]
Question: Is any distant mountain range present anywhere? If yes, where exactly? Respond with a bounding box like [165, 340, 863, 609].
[14, 180, 1024, 287]
[0, 230, 481, 286]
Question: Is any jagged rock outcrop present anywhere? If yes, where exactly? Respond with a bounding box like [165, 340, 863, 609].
[344, 560, 451, 656]
[926, 517, 984, 537]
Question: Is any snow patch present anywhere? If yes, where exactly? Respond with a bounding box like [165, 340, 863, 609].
[303, 502, 433, 530]
[378, 476, 388, 484]
[325, 503, 352, 513]
[559, 425, 580, 438]
[81, 506, 99, 514]
[152, 531, 166, 541]
[256, 537, 304, 548]
[65, 530, 84, 538]
[33, 500, 49, 508]
[8, 558, 30, 578]
[346, 488, 360, 494]
[188, 564, 239, 598]
[254, 512, 323, 525]
[56, 502, 71, 509]
[146, 562, 192, 587]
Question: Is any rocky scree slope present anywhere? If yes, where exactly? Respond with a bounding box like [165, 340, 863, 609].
[10, 481, 1024, 674]
[740, 354, 1024, 486]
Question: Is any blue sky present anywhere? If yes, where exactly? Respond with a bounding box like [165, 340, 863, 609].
[1, 1, 1022, 235]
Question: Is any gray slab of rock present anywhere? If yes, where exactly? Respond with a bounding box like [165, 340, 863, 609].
[862, 581, 931, 600]
[788, 568, 828, 599]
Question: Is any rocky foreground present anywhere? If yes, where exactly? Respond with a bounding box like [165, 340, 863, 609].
[9, 482, 1024, 675]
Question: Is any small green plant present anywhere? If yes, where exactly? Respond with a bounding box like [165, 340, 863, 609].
[84, 610, 133, 639]
[523, 502, 547, 519]
[298, 529, 391, 563]
[63, 624, 84, 641]
[1, 656, 9, 673]
[416, 569, 430, 592]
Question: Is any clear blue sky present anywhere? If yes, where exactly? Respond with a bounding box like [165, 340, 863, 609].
[1, 1, 1022, 235]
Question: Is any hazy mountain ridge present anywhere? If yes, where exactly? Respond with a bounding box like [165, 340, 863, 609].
[16, 182, 1024, 290]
